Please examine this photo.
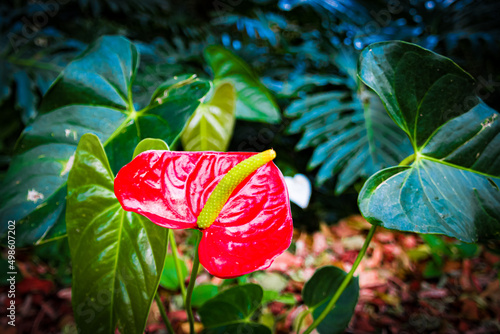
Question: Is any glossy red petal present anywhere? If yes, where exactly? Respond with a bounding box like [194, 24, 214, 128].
[114, 150, 201, 229]
[199, 158, 293, 277]
[114, 150, 293, 277]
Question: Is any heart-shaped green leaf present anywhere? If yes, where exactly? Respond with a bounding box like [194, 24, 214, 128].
[182, 82, 236, 151]
[67, 134, 168, 334]
[302, 266, 359, 334]
[358, 41, 500, 242]
[198, 283, 271, 334]
[0, 36, 210, 246]
[159, 255, 188, 291]
[204, 46, 281, 124]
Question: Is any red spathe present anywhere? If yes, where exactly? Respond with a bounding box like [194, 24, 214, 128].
[114, 150, 293, 278]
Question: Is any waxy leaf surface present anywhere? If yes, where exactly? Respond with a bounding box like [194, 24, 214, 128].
[114, 151, 293, 278]
[303, 266, 359, 334]
[358, 41, 500, 242]
[182, 82, 236, 151]
[198, 284, 271, 334]
[0, 36, 210, 246]
[67, 134, 168, 334]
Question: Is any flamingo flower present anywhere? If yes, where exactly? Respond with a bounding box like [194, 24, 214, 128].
[114, 150, 293, 278]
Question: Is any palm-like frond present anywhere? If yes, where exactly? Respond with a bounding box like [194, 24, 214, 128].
[0, 6, 84, 174]
[417, 0, 500, 57]
[0, 4, 84, 123]
[76, 0, 168, 16]
[283, 49, 412, 193]
[213, 10, 288, 46]
[278, 0, 371, 25]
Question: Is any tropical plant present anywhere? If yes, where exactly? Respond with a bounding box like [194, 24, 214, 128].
[0, 27, 285, 246]
[358, 41, 500, 243]
[2, 0, 500, 333]
[285, 48, 412, 193]
[16, 34, 500, 334]
[181, 82, 237, 151]
[299, 40, 500, 334]
[0, 36, 211, 246]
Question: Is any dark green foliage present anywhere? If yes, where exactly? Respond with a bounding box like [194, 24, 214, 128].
[303, 266, 359, 334]
[198, 284, 271, 334]
[1, 2, 499, 333]
[66, 133, 168, 334]
[0, 36, 210, 246]
[358, 41, 500, 243]
[284, 50, 412, 192]
[2, 0, 499, 237]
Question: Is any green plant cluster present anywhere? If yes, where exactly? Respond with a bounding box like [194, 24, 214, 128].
[1, 0, 499, 333]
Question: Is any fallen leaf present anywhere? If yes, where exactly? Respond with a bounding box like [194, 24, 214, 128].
[461, 298, 479, 320]
[269, 251, 303, 272]
[312, 232, 328, 254]
[18, 278, 54, 294]
[359, 270, 386, 289]
[418, 287, 448, 299]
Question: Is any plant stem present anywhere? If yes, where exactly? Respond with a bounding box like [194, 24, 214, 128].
[169, 231, 187, 300]
[155, 292, 175, 334]
[295, 308, 312, 333]
[302, 225, 377, 334]
[186, 230, 202, 334]
[399, 153, 415, 166]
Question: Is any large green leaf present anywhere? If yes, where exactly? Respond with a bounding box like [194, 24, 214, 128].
[302, 266, 359, 334]
[67, 134, 168, 334]
[0, 36, 210, 246]
[358, 41, 500, 242]
[285, 49, 412, 193]
[198, 284, 271, 334]
[204, 45, 281, 124]
[181, 82, 236, 151]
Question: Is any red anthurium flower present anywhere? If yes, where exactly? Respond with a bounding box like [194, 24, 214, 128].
[114, 150, 293, 278]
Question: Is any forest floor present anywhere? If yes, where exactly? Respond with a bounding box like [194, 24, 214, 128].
[1, 215, 500, 334]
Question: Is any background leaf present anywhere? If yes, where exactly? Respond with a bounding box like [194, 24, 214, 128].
[302, 266, 359, 334]
[0, 36, 210, 246]
[285, 50, 412, 193]
[204, 45, 281, 124]
[159, 255, 188, 291]
[133, 138, 170, 158]
[198, 283, 271, 334]
[191, 284, 219, 308]
[0, 23, 83, 125]
[66, 133, 168, 334]
[182, 82, 236, 151]
[358, 41, 500, 242]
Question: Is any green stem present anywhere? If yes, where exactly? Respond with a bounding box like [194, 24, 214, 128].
[302, 225, 377, 334]
[186, 230, 202, 334]
[399, 153, 415, 166]
[295, 308, 312, 333]
[155, 292, 175, 334]
[169, 231, 187, 300]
